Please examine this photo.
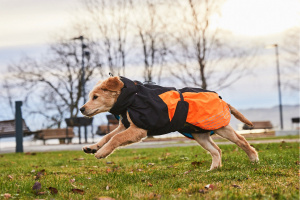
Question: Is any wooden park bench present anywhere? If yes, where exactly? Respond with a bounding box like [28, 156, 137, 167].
[34, 128, 75, 145]
[243, 121, 273, 130]
[96, 114, 119, 136]
[0, 119, 32, 138]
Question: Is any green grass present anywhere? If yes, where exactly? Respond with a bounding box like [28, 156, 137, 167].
[241, 134, 299, 140]
[0, 142, 299, 199]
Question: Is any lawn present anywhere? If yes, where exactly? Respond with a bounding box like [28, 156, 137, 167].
[0, 142, 299, 199]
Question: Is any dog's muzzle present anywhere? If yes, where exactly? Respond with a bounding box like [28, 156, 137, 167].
[80, 107, 85, 114]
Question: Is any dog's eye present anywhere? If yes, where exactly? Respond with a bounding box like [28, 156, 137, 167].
[93, 95, 98, 100]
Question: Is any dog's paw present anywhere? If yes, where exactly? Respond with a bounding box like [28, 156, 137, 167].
[94, 147, 112, 159]
[249, 150, 259, 163]
[208, 165, 221, 171]
[82, 146, 98, 154]
[250, 156, 259, 163]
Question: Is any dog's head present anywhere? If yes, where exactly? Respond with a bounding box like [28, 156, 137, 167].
[80, 76, 124, 117]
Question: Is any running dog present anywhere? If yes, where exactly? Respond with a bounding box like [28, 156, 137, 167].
[80, 76, 258, 170]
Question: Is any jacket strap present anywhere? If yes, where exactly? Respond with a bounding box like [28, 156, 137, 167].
[177, 90, 184, 101]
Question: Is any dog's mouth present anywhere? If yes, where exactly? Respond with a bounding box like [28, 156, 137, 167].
[85, 109, 99, 118]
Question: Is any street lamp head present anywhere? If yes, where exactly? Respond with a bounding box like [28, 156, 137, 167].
[72, 35, 84, 40]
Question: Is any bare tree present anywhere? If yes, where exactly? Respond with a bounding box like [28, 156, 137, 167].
[169, 0, 256, 90]
[84, 0, 131, 76]
[133, 0, 169, 83]
[281, 27, 300, 91]
[8, 39, 103, 128]
[2, 80, 15, 116]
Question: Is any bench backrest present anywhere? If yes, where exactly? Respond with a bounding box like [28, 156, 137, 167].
[35, 128, 74, 139]
[0, 119, 30, 138]
[243, 121, 273, 130]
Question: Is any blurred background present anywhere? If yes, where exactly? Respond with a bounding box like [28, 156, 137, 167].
[0, 0, 299, 148]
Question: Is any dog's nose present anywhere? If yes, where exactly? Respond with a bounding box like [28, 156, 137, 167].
[80, 107, 85, 113]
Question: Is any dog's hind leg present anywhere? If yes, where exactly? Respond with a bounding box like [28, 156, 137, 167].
[83, 122, 126, 154]
[192, 132, 222, 171]
[214, 125, 259, 162]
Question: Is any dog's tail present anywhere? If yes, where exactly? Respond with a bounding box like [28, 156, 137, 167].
[228, 104, 253, 127]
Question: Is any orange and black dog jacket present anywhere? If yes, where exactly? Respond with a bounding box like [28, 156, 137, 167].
[109, 77, 231, 139]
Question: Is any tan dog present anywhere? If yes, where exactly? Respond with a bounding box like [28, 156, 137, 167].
[80, 76, 258, 170]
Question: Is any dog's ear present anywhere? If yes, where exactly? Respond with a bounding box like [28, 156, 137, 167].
[101, 77, 124, 91]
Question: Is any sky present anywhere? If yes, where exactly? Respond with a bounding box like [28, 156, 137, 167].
[0, 0, 299, 125]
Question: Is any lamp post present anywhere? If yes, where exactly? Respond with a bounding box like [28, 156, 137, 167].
[72, 36, 89, 143]
[72, 36, 87, 103]
[266, 44, 284, 130]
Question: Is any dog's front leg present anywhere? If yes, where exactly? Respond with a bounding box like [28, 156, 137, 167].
[94, 125, 147, 159]
[83, 121, 126, 154]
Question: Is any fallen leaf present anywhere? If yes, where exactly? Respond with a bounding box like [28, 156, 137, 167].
[71, 188, 84, 195]
[205, 184, 215, 190]
[147, 182, 153, 187]
[148, 163, 155, 166]
[69, 179, 75, 183]
[106, 168, 112, 173]
[25, 152, 36, 155]
[7, 175, 13, 180]
[183, 170, 191, 175]
[37, 191, 46, 195]
[106, 185, 110, 190]
[74, 158, 85, 161]
[35, 169, 46, 180]
[35, 174, 42, 180]
[95, 197, 115, 200]
[48, 187, 58, 194]
[32, 181, 41, 192]
[232, 184, 241, 189]
[177, 188, 182, 192]
[191, 161, 202, 166]
[3, 193, 12, 199]
[106, 161, 115, 165]
[35, 173, 42, 180]
[31, 170, 36, 173]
